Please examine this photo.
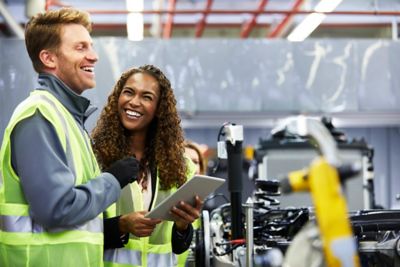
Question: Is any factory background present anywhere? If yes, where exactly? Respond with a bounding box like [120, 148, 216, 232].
[1, 0, 400, 210]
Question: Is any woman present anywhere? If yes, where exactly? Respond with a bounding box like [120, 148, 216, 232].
[92, 65, 202, 267]
[184, 141, 206, 175]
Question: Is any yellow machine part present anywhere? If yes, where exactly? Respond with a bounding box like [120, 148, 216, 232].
[288, 157, 360, 267]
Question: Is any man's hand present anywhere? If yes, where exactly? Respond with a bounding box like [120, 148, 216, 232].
[170, 195, 203, 232]
[119, 211, 161, 237]
[105, 157, 140, 188]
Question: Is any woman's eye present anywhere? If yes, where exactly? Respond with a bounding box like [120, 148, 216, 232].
[122, 89, 133, 95]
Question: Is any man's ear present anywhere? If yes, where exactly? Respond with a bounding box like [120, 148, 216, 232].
[39, 50, 57, 69]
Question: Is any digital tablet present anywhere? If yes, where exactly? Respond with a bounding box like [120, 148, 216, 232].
[145, 175, 225, 221]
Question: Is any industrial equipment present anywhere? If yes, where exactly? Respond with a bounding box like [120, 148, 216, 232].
[194, 117, 399, 267]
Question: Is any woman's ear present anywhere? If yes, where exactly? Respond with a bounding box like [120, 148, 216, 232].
[39, 50, 57, 69]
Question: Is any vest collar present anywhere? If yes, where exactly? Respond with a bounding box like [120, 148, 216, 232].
[36, 73, 97, 125]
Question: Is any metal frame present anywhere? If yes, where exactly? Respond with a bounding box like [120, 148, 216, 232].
[42, 1, 400, 39]
[240, 0, 269, 38]
[267, 0, 304, 38]
[162, 0, 176, 39]
[3, 0, 400, 38]
[195, 0, 213, 38]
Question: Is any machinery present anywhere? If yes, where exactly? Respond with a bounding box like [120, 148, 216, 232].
[196, 121, 310, 267]
[276, 116, 360, 267]
[194, 117, 400, 267]
[254, 117, 375, 211]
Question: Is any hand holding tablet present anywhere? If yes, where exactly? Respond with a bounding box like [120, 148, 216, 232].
[145, 175, 225, 221]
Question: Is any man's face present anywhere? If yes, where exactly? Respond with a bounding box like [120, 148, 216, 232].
[53, 24, 98, 94]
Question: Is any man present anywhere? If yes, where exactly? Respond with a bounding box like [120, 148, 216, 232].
[0, 8, 138, 267]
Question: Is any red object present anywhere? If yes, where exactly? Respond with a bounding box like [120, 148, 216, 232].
[195, 0, 213, 38]
[267, 0, 305, 38]
[240, 0, 269, 38]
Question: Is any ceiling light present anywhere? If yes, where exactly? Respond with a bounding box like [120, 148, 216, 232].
[126, 0, 143, 12]
[126, 0, 144, 41]
[287, 0, 343, 42]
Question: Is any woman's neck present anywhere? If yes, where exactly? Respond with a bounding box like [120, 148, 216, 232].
[129, 133, 146, 160]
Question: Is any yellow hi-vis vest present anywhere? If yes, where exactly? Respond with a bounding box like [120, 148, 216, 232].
[0, 90, 103, 267]
[104, 161, 195, 267]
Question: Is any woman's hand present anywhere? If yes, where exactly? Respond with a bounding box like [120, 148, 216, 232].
[119, 211, 162, 237]
[170, 195, 203, 232]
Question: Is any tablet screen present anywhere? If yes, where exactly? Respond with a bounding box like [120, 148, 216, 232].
[145, 175, 225, 221]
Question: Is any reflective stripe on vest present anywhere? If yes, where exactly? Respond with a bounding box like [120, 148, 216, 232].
[104, 248, 142, 266]
[0, 215, 102, 233]
[147, 252, 177, 267]
[104, 249, 176, 267]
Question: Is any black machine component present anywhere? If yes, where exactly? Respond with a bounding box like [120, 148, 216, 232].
[252, 179, 309, 250]
[226, 133, 244, 240]
[351, 210, 400, 267]
[254, 117, 373, 163]
[198, 176, 310, 266]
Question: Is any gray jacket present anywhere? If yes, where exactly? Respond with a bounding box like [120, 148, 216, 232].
[10, 73, 120, 228]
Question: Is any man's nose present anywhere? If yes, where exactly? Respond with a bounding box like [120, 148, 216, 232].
[87, 47, 98, 62]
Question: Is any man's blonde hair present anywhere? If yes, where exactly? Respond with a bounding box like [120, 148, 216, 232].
[25, 8, 92, 73]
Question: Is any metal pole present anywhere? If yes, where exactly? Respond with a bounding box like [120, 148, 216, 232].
[245, 197, 254, 267]
[392, 17, 398, 40]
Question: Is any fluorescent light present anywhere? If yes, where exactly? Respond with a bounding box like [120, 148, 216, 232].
[287, 0, 343, 42]
[126, 0, 143, 12]
[287, 13, 326, 41]
[126, 0, 144, 41]
[127, 13, 144, 41]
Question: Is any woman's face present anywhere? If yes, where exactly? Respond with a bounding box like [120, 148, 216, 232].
[185, 147, 201, 175]
[117, 72, 160, 134]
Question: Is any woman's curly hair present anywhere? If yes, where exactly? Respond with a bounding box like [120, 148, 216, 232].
[91, 65, 187, 190]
